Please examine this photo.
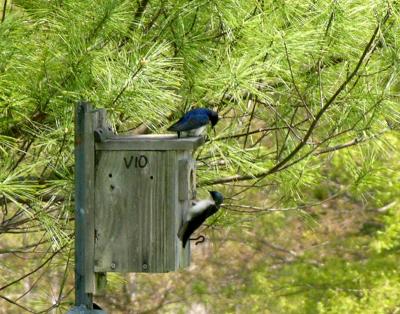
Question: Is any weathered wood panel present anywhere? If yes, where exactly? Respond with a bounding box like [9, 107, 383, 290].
[178, 159, 189, 201]
[94, 150, 186, 272]
[74, 102, 96, 307]
[95, 135, 204, 151]
[176, 151, 194, 267]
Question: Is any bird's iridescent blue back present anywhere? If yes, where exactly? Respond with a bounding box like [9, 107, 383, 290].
[168, 108, 215, 132]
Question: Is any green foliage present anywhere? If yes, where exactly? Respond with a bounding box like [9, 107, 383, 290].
[372, 206, 400, 253]
[1, 0, 400, 312]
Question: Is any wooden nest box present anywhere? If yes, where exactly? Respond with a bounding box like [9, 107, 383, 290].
[75, 102, 203, 280]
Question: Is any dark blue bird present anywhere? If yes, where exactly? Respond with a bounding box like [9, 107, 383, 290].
[178, 191, 223, 248]
[168, 108, 219, 138]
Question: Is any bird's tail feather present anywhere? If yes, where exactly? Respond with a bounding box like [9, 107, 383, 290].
[178, 223, 187, 241]
[178, 223, 190, 248]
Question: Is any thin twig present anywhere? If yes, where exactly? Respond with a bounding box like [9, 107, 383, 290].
[108, 63, 144, 107]
[1, 0, 7, 23]
[0, 294, 35, 313]
[0, 244, 66, 292]
[200, 11, 391, 186]
[243, 97, 257, 149]
[283, 41, 315, 119]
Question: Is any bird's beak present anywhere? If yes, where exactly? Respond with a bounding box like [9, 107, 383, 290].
[212, 127, 216, 136]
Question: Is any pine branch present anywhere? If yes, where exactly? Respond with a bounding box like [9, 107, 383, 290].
[132, 0, 150, 30]
[200, 10, 391, 186]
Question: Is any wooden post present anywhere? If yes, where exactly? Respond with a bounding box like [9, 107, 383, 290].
[70, 103, 203, 312]
[74, 101, 96, 310]
[93, 108, 109, 296]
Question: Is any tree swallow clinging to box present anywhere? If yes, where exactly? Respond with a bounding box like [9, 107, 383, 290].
[168, 108, 219, 138]
[178, 191, 223, 248]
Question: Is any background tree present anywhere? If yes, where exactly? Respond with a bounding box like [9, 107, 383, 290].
[0, 0, 399, 313]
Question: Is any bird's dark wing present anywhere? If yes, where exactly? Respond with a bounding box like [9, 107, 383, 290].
[168, 114, 209, 132]
[179, 216, 204, 248]
[93, 303, 103, 310]
[178, 221, 189, 241]
[167, 116, 184, 131]
[178, 204, 218, 248]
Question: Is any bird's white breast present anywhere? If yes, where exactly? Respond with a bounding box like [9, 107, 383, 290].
[182, 125, 207, 137]
[186, 199, 214, 220]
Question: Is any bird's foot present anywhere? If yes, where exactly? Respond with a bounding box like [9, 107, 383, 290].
[190, 235, 205, 246]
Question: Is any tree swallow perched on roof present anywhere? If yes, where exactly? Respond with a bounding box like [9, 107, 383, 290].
[178, 191, 223, 248]
[168, 108, 219, 138]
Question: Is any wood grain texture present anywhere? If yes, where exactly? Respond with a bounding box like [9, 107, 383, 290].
[74, 102, 95, 307]
[94, 150, 190, 272]
[93, 109, 114, 143]
[95, 272, 107, 296]
[95, 135, 204, 151]
[178, 159, 189, 201]
[176, 151, 194, 267]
